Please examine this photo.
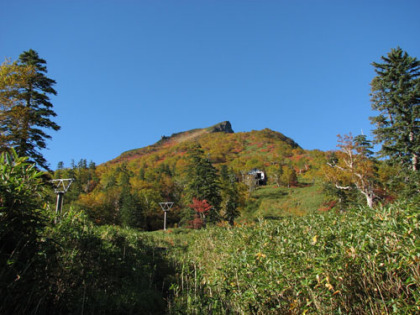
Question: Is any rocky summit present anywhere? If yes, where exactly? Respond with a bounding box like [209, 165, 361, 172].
[208, 121, 234, 134]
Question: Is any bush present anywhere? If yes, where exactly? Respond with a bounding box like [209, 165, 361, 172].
[165, 201, 420, 314]
[0, 149, 175, 314]
[44, 210, 172, 314]
[0, 149, 55, 313]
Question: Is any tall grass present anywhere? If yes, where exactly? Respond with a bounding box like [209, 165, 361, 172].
[1, 208, 175, 314]
[243, 183, 325, 220]
[43, 210, 175, 314]
[159, 201, 419, 314]
[2, 195, 418, 313]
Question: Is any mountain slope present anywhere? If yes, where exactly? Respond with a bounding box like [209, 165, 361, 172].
[107, 121, 301, 169]
[68, 121, 325, 229]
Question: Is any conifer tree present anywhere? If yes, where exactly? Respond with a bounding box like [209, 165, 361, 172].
[119, 176, 138, 227]
[353, 135, 375, 158]
[220, 165, 240, 226]
[186, 144, 221, 223]
[0, 60, 34, 149]
[0, 50, 59, 170]
[370, 47, 420, 171]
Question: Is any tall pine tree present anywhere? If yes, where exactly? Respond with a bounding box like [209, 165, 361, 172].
[220, 165, 240, 226]
[0, 50, 59, 170]
[0, 60, 34, 149]
[186, 144, 221, 223]
[370, 47, 420, 171]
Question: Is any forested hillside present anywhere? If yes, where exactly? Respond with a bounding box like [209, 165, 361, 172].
[54, 121, 328, 230]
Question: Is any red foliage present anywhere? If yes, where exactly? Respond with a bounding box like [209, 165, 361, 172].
[189, 198, 212, 214]
[188, 198, 212, 229]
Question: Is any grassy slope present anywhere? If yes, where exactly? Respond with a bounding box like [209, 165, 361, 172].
[242, 182, 325, 220]
[6, 200, 418, 314]
[147, 200, 420, 314]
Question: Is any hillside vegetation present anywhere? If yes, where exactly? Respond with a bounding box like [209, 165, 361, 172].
[2, 150, 417, 314]
[56, 122, 326, 229]
[2, 125, 419, 314]
[156, 200, 419, 314]
[2, 46, 419, 314]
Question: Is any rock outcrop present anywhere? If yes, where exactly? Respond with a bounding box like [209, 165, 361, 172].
[209, 121, 234, 133]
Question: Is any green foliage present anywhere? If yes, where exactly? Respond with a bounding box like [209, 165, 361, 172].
[220, 165, 241, 225]
[280, 164, 298, 188]
[2, 147, 419, 314]
[0, 149, 54, 313]
[0, 148, 45, 255]
[185, 144, 222, 223]
[0, 149, 175, 313]
[56, 158, 98, 203]
[243, 183, 325, 219]
[0, 50, 60, 170]
[353, 134, 374, 158]
[370, 47, 420, 172]
[162, 201, 420, 314]
[43, 210, 172, 314]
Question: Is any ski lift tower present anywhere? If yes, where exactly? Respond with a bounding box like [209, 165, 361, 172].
[51, 179, 74, 220]
[159, 202, 174, 231]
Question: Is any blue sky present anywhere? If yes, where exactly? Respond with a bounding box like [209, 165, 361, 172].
[1, 0, 419, 169]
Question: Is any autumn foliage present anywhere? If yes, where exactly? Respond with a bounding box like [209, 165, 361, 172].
[188, 198, 212, 229]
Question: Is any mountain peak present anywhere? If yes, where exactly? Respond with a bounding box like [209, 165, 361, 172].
[207, 121, 234, 134]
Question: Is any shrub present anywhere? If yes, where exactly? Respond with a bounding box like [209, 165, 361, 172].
[165, 201, 420, 314]
[43, 210, 173, 313]
[0, 149, 54, 313]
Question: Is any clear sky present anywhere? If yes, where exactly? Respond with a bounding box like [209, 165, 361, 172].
[1, 0, 419, 169]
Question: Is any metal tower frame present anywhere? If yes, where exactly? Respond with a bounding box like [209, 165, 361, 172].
[51, 179, 74, 221]
[159, 202, 174, 231]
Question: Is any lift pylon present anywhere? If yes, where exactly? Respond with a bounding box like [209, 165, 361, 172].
[159, 202, 174, 231]
[51, 179, 74, 221]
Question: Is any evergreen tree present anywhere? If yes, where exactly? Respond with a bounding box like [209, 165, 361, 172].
[353, 135, 374, 158]
[0, 60, 35, 150]
[57, 161, 64, 170]
[370, 47, 420, 171]
[77, 158, 87, 169]
[119, 176, 138, 227]
[88, 160, 96, 170]
[186, 145, 221, 223]
[220, 165, 240, 226]
[115, 164, 142, 228]
[0, 50, 59, 170]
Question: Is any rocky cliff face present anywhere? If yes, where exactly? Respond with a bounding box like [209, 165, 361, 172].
[209, 121, 234, 133]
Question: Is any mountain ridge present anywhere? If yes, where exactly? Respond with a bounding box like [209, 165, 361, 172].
[107, 121, 300, 165]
